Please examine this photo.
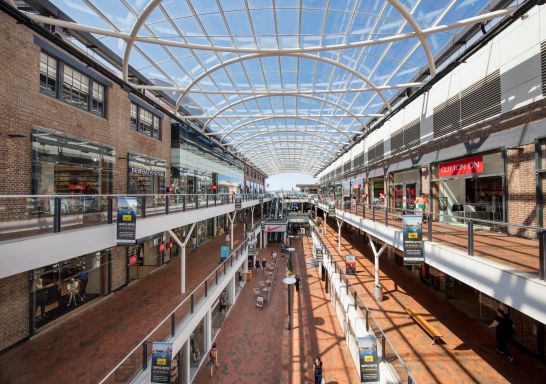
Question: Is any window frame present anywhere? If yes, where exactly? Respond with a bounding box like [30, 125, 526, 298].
[39, 51, 107, 118]
[130, 102, 162, 140]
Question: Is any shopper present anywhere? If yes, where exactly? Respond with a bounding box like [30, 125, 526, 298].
[295, 275, 301, 293]
[76, 266, 89, 301]
[255, 258, 260, 272]
[313, 356, 323, 384]
[261, 257, 266, 271]
[489, 308, 515, 362]
[35, 277, 47, 319]
[208, 342, 219, 378]
[415, 193, 429, 215]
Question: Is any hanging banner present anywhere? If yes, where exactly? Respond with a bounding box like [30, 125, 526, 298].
[358, 336, 380, 382]
[151, 341, 173, 383]
[234, 195, 242, 210]
[117, 197, 138, 245]
[402, 215, 424, 265]
[265, 224, 287, 232]
[328, 201, 336, 215]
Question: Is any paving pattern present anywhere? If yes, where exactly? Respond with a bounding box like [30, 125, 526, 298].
[0, 224, 246, 384]
[316, 219, 546, 384]
[193, 238, 359, 384]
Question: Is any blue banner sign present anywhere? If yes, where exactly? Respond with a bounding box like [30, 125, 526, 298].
[402, 215, 424, 265]
[116, 197, 137, 245]
[151, 341, 173, 383]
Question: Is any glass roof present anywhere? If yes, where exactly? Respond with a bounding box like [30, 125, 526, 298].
[41, 0, 509, 176]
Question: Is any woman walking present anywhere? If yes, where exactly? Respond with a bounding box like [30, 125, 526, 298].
[208, 342, 219, 378]
[313, 356, 323, 384]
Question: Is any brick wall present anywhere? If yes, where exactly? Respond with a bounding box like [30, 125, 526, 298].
[111, 247, 127, 291]
[507, 144, 536, 238]
[0, 11, 171, 196]
[0, 273, 29, 351]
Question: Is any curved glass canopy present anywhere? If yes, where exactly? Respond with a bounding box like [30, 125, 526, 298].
[34, 0, 511, 175]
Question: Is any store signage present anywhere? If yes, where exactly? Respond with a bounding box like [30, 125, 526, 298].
[234, 195, 242, 210]
[129, 166, 166, 177]
[402, 215, 424, 265]
[117, 197, 137, 245]
[439, 155, 483, 177]
[260, 219, 265, 230]
[315, 245, 323, 262]
[345, 254, 356, 275]
[328, 201, 336, 215]
[220, 245, 230, 262]
[265, 224, 287, 232]
[358, 336, 380, 382]
[128, 255, 137, 266]
[150, 341, 173, 383]
[159, 243, 166, 252]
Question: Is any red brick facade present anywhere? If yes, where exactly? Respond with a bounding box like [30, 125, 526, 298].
[111, 247, 127, 291]
[0, 273, 29, 352]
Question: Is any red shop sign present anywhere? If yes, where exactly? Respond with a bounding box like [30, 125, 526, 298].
[167, 241, 174, 249]
[159, 243, 166, 252]
[129, 255, 137, 266]
[439, 155, 484, 177]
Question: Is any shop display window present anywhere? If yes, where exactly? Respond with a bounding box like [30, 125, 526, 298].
[189, 318, 206, 373]
[211, 289, 229, 337]
[394, 185, 403, 210]
[128, 153, 166, 194]
[406, 184, 417, 210]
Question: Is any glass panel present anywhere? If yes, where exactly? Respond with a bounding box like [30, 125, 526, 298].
[62, 65, 89, 110]
[40, 52, 57, 97]
[91, 82, 105, 116]
[130, 103, 138, 131]
[139, 107, 153, 136]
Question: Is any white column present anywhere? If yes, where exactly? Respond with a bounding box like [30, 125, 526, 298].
[206, 309, 212, 351]
[229, 273, 236, 302]
[227, 212, 236, 250]
[183, 339, 191, 384]
[323, 211, 328, 235]
[250, 205, 255, 228]
[168, 223, 195, 295]
[368, 235, 388, 299]
[336, 220, 343, 252]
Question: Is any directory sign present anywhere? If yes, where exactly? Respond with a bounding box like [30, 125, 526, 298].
[358, 336, 380, 382]
[402, 215, 424, 265]
[117, 197, 137, 245]
[151, 341, 173, 383]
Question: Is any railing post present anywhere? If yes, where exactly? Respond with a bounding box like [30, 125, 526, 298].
[346, 279, 349, 295]
[195, 195, 199, 209]
[183, 195, 186, 211]
[107, 197, 113, 224]
[53, 197, 61, 233]
[165, 195, 169, 214]
[428, 213, 433, 242]
[171, 313, 175, 337]
[206, 195, 209, 208]
[372, 206, 375, 222]
[215, 269, 218, 285]
[538, 231, 546, 280]
[354, 291, 357, 309]
[141, 197, 146, 218]
[205, 280, 208, 297]
[381, 336, 386, 362]
[365, 308, 369, 331]
[224, 263, 227, 275]
[142, 341, 148, 370]
[385, 207, 388, 226]
[467, 220, 474, 256]
[190, 294, 194, 314]
[408, 376, 413, 384]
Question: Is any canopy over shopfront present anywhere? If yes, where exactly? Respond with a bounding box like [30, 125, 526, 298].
[20, 0, 515, 176]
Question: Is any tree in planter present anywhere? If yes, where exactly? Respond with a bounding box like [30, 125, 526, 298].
[286, 257, 295, 276]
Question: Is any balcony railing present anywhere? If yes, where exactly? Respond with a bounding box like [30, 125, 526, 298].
[0, 193, 270, 242]
[316, 197, 546, 280]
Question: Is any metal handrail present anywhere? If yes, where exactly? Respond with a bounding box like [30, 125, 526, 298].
[0, 193, 270, 198]
[98, 231, 254, 384]
[309, 223, 416, 383]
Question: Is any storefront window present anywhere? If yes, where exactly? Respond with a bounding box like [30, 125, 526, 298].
[128, 153, 166, 194]
[394, 185, 403, 210]
[189, 318, 206, 376]
[32, 127, 114, 196]
[128, 237, 163, 282]
[211, 289, 229, 337]
[31, 249, 110, 329]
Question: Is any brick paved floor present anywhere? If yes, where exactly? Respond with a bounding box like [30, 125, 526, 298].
[317, 219, 546, 384]
[325, 205, 540, 275]
[0, 223, 246, 384]
[194, 238, 360, 384]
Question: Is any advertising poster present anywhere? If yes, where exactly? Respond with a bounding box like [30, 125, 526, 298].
[314, 245, 323, 262]
[328, 201, 336, 215]
[151, 341, 173, 383]
[116, 197, 138, 245]
[260, 219, 265, 230]
[234, 195, 242, 210]
[402, 215, 424, 265]
[220, 245, 230, 262]
[345, 254, 356, 275]
[358, 336, 380, 383]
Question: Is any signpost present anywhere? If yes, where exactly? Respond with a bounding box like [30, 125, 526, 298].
[328, 200, 336, 215]
[314, 245, 323, 262]
[260, 219, 265, 230]
[220, 245, 230, 263]
[402, 215, 424, 265]
[117, 197, 137, 245]
[234, 195, 242, 210]
[151, 341, 173, 383]
[358, 336, 380, 383]
[345, 254, 356, 275]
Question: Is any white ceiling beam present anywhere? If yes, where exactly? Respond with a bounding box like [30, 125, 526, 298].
[176, 114, 383, 119]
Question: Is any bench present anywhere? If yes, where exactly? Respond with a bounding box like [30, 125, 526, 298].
[405, 308, 443, 345]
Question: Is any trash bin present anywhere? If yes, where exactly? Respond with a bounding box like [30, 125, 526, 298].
[246, 270, 253, 281]
[374, 284, 383, 301]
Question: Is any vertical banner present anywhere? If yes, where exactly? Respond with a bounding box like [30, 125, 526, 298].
[117, 197, 137, 245]
[328, 201, 336, 215]
[235, 195, 242, 210]
[402, 215, 424, 265]
[151, 341, 173, 383]
[358, 336, 380, 382]
[260, 219, 265, 230]
[314, 245, 323, 262]
[345, 254, 356, 275]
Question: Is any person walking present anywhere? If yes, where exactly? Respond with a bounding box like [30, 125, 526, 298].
[208, 342, 219, 378]
[295, 275, 301, 293]
[255, 258, 260, 273]
[261, 257, 266, 271]
[76, 266, 89, 301]
[313, 356, 323, 384]
[489, 308, 515, 362]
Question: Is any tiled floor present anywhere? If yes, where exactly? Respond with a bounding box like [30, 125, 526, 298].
[193, 238, 360, 384]
[325, 205, 540, 275]
[317, 219, 546, 384]
[0, 223, 246, 384]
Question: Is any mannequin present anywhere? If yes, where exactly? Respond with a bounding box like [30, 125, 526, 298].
[67, 278, 79, 307]
[35, 277, 47, 318]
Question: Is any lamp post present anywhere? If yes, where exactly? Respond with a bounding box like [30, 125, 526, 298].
[282, 276, 297, 330]
[286, 247, 295, 264]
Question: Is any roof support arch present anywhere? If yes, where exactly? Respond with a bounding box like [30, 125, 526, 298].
[174, 52, 392, 113]
[228, 131, 347, 149]
[204, 94, 364, 130]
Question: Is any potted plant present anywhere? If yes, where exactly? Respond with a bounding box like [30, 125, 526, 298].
[286, 258, 295, 277]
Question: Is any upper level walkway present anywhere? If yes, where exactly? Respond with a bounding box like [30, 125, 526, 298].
[0, 223, 246, 384]
[317, 219, 546, 383]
